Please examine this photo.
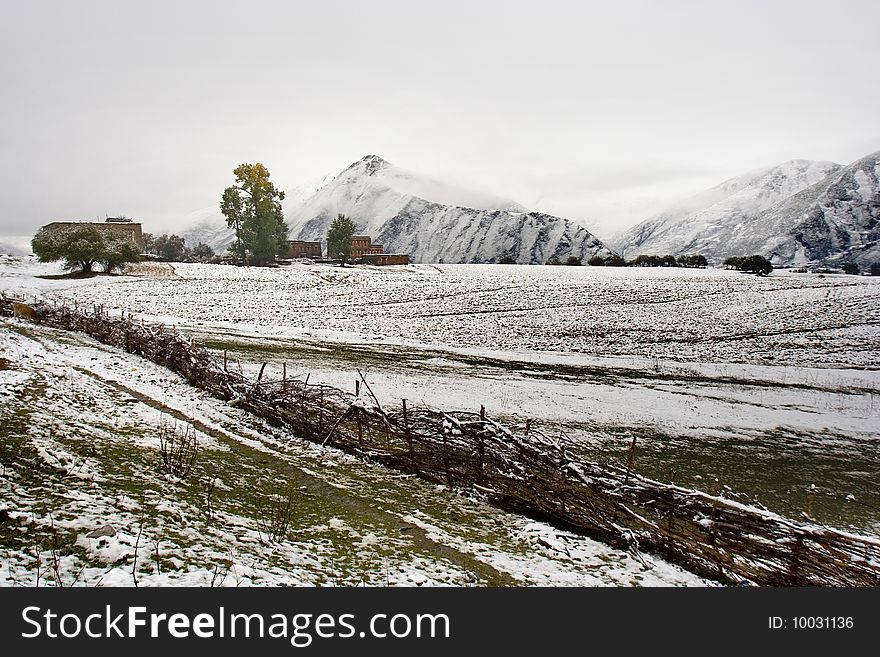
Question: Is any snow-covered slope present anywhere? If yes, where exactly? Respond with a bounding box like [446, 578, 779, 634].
[0, 235, 33, 256]
[285, 155, 612, 264]
[613, 160, 842, 261]
[178, 209, 236, 254]
[751, 151, 880, 267]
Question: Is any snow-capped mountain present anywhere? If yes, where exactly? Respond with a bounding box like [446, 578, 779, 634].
[285, 155, 612, 264]
[612, 159, 842, 261]
[750, 151, 880, 267]
[178, 209, 236, 254]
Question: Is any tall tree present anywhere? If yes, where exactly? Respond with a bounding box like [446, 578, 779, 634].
[326, 214, 356, 260]
[221, 163, 287, 265]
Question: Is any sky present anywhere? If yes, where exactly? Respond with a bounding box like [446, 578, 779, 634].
[1, 0, 878, 242]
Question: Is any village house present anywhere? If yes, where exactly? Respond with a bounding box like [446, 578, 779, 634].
[40, 217, 144, 251]
[285, 239, 322, 259]
[350, 235, 385, 258]
[347, 235, 409, 265]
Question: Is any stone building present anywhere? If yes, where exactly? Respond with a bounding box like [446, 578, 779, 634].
[40, 217, 144, 251]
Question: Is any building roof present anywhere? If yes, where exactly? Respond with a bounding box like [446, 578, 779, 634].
[45, 220, 142, 227]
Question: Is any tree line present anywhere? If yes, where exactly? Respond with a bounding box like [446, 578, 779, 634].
[540, 253, 710, 268]
[142, 233, 215, 263]
[503, 252, 780, 275]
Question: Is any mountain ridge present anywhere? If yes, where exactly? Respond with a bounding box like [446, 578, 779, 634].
[283, 155, 611, 264]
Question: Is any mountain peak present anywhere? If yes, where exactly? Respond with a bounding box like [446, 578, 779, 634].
[284, 155, 610, 263]
[347, 154, 391, 176]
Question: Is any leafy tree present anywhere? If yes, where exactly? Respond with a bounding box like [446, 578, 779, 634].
[723, 256, 745, 270]
[725, 254, 773, 276]
[31, 225, 141, 273]
[498, 255, 517, 264]
[326, 214, 356, 260]
[221, 163, 288, 265]
[678, 254, 708, 268]
[100, 234, 142, 273]
[604, 255, 628, 267]
[587, 255, 605, 266]
[842, 262, 860, 275]
[142, 232, 155, 255]
[186, 242, 215, 263]
[565, 255, 582, 266]
[743, 255, 773, 275]
[152, 233, 187, 261]
[870, 262, 880, 276]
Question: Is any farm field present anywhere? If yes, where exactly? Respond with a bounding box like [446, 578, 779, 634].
[2, 257, 879, 584]
[12, 260, 876, 368]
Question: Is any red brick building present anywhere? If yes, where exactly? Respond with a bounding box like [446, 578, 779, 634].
[361, 253, 410, 265]
[286, 240, 322, 259]
[350, 235, 385, 258]
[347, 235, 409, 265]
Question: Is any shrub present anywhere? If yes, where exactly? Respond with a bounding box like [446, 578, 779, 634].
[565, 256, 582, 266]
[498, 255, 517, 264]
[255, 487, 297, 543]
[158, 419, 198, 479]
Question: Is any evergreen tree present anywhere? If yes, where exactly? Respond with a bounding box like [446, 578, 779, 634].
[326, 214, 356, 260]
[221, 163, 288, 265]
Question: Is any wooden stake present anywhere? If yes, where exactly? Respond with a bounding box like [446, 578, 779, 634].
[443, 423, 452, 487]
[624, 435, 637, 485]
[804, 484, 817, 519]
[478, 405, 486, 474]
[403, 399, 413, 457]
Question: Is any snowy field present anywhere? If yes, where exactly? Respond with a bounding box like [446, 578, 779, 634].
[10, 259, 877, 368]
[0, 319, 705, 587]
[2, 256, 879, 585]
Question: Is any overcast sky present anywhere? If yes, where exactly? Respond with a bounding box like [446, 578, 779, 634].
[1, 0, 877, 240]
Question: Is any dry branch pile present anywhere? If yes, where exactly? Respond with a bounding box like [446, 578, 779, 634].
[3, 293, 879, 586]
